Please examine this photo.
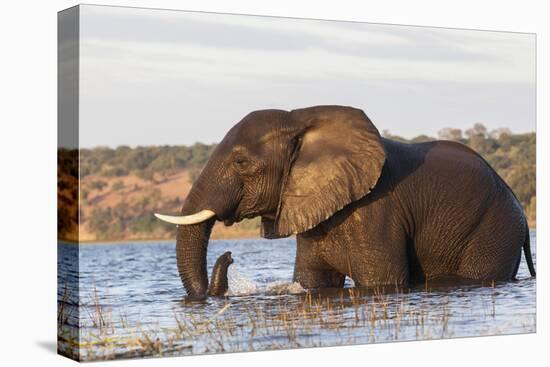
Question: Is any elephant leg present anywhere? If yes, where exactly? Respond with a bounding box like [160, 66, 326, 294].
[293, 236, 345, 289]
[457, 206, 525, 281]
[511, 253, 521, 280]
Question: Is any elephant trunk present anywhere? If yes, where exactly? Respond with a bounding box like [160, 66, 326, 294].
[171, 155, 241, 297]
[175, 214, 215, 297]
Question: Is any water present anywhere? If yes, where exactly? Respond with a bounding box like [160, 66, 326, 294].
[58, 232, 536, 361]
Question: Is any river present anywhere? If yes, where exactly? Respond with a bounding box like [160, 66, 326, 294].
[57, 232, 536, 361]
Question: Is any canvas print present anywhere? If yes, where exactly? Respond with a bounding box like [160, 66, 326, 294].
[57, 4, 536, 362]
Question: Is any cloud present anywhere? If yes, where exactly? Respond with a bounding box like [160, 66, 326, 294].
[80, 36, 534, 91]
[77, 5, 535, 147]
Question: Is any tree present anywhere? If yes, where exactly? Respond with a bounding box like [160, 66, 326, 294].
[102, 165, 128, 177]
[88, 207, 113, 235]
[526, 196, 536, 226]
[468, 134, 498, 156]
[410, 134, 435, 143]
[498, 132, 513, 152]
[136, 169, 155, 182]
[437, 127, 463, 141]
[465, 123, 487, 138]
[112, 180, 125, 191]
[381, 130, 408, 143]
[89, 180, 108, 192]
[489, 128, 512, 140]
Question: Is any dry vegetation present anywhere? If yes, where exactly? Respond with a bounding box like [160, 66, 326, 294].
[58, 125, 535, 242]
[57, 284, 535, 361]
[57, 149, 79, 241]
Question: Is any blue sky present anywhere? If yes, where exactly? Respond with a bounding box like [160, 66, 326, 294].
[78, 5, 535, 147]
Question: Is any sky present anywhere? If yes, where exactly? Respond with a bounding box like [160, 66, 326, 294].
[78, 4, 536, 148]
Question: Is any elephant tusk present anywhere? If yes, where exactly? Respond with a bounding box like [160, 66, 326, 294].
[154, 210, 216, 225]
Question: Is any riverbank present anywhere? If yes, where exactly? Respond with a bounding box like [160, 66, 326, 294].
[59, 227, 536, 245]
[60, 220, 262, 244]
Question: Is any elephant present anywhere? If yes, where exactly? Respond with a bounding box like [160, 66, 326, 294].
[208, 251, 233, 296]
[155, 105, 536, 298]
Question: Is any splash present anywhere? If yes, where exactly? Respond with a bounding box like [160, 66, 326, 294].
[265, 281, 305, 295]
[226, 267, 305, 296]
[226, 267, 259, 296]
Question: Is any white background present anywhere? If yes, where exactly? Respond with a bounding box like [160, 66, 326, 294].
[0, 1, 546, 366]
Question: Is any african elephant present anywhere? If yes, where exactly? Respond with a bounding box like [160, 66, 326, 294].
[155, 105, 536, 298]
[208, 251, 233, 296]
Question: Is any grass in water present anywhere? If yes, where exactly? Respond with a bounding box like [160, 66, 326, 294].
[57, 284, 535, 361]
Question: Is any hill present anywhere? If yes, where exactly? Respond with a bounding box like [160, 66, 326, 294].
[58, 125, 535, 242]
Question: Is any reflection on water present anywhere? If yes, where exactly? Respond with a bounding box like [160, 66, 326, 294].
[58, 232, 536, 361]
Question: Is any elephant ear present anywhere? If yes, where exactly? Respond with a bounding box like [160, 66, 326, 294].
[261, 106, 386, 238]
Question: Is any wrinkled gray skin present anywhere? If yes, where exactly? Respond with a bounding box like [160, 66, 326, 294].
[174, 105, 536, 298]
[207, 251, 233, 296]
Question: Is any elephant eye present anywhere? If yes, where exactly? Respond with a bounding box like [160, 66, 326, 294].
[234, 156, 248, 167]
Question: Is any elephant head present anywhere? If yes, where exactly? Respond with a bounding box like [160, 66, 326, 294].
[156, 105, 386, 297]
